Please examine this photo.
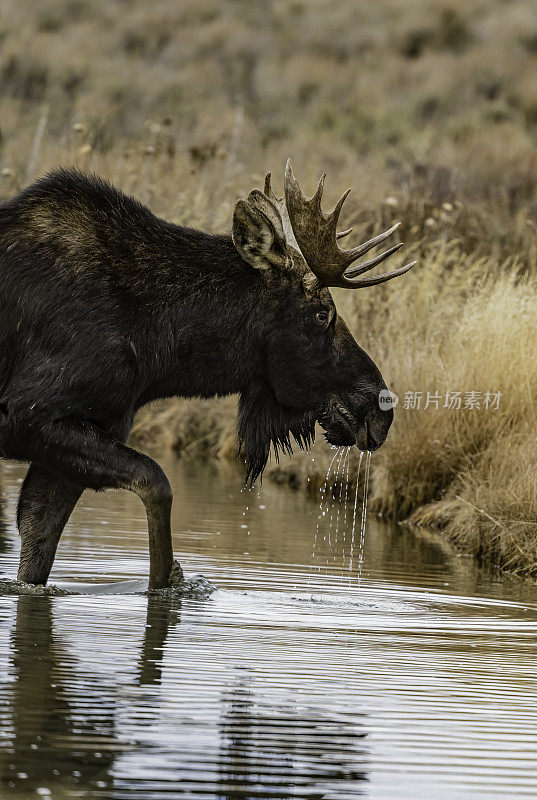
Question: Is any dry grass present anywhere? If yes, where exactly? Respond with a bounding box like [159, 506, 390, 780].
[131, 397, 238, 460]
[368, 261, 537, 513]
[444, 434, 537, 575]
[371, 267, 537, 572]
[2, 0, 537, 573]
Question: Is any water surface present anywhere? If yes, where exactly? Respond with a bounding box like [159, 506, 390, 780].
[1, 455, 536, 799]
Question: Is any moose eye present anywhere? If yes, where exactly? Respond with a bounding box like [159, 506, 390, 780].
[316, 310, 330, 325]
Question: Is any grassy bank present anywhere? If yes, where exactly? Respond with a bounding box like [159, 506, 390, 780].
[2, 0, 537, 574]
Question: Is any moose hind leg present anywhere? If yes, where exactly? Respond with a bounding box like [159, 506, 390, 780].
[17, 464, 83, 585]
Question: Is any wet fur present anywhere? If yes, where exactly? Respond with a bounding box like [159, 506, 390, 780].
[238, 378, 316, 484]
[0, 169, 391, 586]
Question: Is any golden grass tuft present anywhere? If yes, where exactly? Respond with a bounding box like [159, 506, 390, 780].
[443, 434, 537, 575]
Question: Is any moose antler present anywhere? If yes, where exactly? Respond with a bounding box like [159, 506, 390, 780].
[265, 159, 416, 291]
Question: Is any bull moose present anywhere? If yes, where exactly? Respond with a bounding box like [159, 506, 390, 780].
[0, 160, 415, 589]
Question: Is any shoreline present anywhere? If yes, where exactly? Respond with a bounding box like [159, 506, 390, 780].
[131, 397, 537, 580]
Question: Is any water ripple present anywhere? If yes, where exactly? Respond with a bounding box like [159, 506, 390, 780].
[1, 456, 536, 799]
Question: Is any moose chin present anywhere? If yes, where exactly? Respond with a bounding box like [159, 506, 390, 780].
[0, 159, 415, 589]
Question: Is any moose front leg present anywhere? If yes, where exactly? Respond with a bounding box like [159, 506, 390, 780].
[10, 419, 183, 589]
[17, 464, 82, 585]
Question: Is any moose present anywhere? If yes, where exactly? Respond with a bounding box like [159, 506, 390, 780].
[0, 160, 415, 589]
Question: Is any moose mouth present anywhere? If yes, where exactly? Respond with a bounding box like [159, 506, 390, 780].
[318, 402, 376, 451]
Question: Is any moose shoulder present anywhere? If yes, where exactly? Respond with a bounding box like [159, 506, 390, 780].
[0, 160, 415, 589]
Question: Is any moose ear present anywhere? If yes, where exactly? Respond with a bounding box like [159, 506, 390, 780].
[232, 198, 289, 271]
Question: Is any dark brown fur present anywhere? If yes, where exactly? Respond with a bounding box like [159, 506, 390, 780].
[0, 169, 393, 587]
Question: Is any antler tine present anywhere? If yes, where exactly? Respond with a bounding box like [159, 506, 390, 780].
[264, 172, 282, 203]
[342, 260, 417, 288]
[344, 242, 404, 279]
[312, 172, 326, 209]
[327, 189, 351, 236]
[265, 168, 301, 253]
[284, 158, 304, 205]
[345, 221, 401, 263]
[336, 227, 353, 240]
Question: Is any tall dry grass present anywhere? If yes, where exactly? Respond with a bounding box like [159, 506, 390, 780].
[1, 0, 537, 573]
[369, 260, 537, 568]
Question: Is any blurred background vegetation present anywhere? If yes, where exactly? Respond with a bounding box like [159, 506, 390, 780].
[1, 0, 537, 574]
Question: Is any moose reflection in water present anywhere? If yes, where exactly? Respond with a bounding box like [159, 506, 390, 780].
[0, 595, 118, 796]
[0, 595, 183, 796]
[218, 678, 369, 799]
[0, 594, 370, 799]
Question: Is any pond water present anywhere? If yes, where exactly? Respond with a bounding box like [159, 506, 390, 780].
[0, 454, 537, 799]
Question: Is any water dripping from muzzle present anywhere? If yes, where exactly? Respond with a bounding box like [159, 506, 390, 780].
[332, 447, 351, 563]
[341, 448, 352, 563]
[348, 451, 364, 578]
[311, 447, 371, 584]
[312, 449, 340, 568]
[356, 451, 371, 586]
[328, 447, 346, 548]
